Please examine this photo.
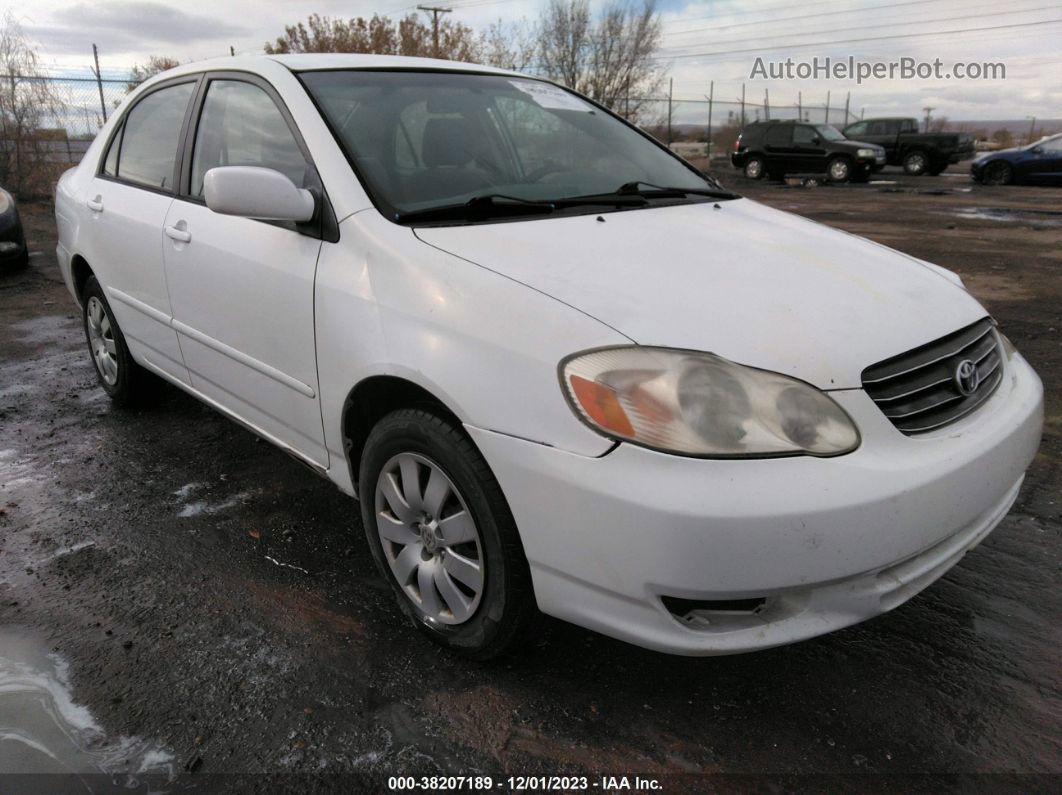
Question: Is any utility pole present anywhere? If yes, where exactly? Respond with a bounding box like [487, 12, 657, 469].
[91, 43, 107, 124]
[825, 90, 830, 124]
[230, 45, 235, 56]
[922, 106, 934, 132]
[764, 87, 770, 120]
[666, 77, 673, 146]
[739, 83, 745, 126]
[844, 91, 850, 124]
[797, 91, 802, 121]
[1027, 116, 1037, 144]
[417, 5, 452, 58]
[705, 80, 713, 159]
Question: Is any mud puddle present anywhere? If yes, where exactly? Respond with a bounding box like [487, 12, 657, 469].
[946, 207, 1062, 226]
[0, 627, 175, 790]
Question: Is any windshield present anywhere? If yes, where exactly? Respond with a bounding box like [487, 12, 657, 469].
[299, 70, 723, 220]
[815, 124, 846, 141]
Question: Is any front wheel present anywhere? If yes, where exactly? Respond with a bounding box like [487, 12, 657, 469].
[982, 161, 1013, 186]
[359, 408, 537, 660]
[826, 157, 852, 182]
[82, 276, 159, 407]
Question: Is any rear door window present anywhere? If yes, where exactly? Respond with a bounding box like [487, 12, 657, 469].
[792, 126, 818, 145]
[765, 126, 790, 146]
[116, 82, 195, 190]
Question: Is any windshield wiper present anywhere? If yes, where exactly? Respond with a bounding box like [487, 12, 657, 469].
[395, 193, 557, 224]
[395, 191, 648, 223]
[615, 181, 740, 201]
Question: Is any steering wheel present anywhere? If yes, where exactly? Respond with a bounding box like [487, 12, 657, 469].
[523, 161, 567, 183]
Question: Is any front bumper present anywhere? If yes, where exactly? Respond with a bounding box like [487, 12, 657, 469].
[468, 352, 1042, 655]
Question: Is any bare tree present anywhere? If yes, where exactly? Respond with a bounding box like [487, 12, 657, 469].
[126, 55, 181, 92]
[481, 19, 538, 72]
[538, 0, 663, 119]
[264, 13, 481, 62]
[929, 115, 949, 133]
[0, 11, 65, 198]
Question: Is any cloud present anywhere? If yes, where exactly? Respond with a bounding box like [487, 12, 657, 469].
[27, 1, 251, 56]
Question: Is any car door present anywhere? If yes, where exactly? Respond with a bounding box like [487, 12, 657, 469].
[860, 119, 896, 152]
[791, 125, 827, 172]
[161, 74, 328, 467]
[87, 79, 197, 385]
[1026, 136, 1062, 183]
[763, 124, 793, 173]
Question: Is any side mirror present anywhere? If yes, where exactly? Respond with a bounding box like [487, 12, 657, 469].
[812, 136, 821, 144]
[204, 166, 315, 223]
[1032, 145, 1044, 154]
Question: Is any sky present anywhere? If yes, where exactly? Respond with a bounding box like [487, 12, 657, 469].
[9, 0, 1062, 124]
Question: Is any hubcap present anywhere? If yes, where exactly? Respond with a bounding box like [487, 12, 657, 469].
[374, 452, 484, 625]
[86, 296, 118, 386]
[830, 161, 848, 180]
[908, 154, 926, 172]
[747, 160, 762, 178]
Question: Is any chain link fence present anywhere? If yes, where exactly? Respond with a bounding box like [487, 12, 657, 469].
[1, 74, 132, 196]
[617, 97, 860, 163]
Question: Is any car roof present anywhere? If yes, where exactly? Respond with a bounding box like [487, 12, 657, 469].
[138, 53, 524, 88]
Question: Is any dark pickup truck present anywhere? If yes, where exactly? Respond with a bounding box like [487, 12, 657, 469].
[841, 117, 974, 176]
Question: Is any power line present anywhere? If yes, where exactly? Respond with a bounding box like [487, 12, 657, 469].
[659, 5, 1060, 57]
[653, 17, 1062, 61]
[664, 0, 946, 36]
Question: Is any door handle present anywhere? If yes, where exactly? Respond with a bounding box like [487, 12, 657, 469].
[165, 225, 192, 244]
[86, 197, 103, 212]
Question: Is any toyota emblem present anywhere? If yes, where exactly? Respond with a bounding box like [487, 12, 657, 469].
[954, 359, 979, 396]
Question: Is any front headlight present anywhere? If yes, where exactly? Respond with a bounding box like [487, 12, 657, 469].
[560, 347, 860, 457]
[0, 190, 11, 215]
[856, 148, 878, 158]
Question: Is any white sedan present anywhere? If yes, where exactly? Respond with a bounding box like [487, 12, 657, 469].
[54, 54, 1043, 659]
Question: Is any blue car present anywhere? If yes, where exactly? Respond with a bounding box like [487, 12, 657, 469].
[971, 133, 1062, 186]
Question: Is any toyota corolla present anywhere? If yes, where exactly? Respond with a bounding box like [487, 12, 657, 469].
[54, 55, 1043, 659]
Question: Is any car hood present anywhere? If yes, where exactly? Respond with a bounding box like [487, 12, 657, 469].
[413, 199, 986, 389]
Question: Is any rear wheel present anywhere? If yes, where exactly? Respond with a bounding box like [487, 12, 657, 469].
[903, 150, 929, 175]
[982, 161, 1013, 186]
[359, 408, 537, 660]
[826, 156, 852, 182]
[743, 156, 766, 180]
[81, 276, 160, 407]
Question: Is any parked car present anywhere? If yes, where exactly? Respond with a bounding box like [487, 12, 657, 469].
[0, 187, 29, 270]
[970, 133, 1062, 185]
[841, 117, 974, 176]
[55, 55, 1043, 659]
[731, 120, 885, 182]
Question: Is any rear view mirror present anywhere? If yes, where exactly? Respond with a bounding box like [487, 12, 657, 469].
[204, 166, 315, 223]
[1032, 145, 1044, 154]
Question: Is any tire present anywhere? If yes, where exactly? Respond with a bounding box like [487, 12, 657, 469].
[982, 161, 1013, 186]
[826, 156, 852, 182]
[82, 275, 160, 407]
[743, 156, 766, 180]
[359, 408, 537, 660]
[903, 150, 929, 175]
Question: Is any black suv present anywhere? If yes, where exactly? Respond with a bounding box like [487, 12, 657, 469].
[731, 120, 885, 182]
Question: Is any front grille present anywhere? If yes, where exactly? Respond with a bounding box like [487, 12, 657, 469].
[862, 318, 1003, 434]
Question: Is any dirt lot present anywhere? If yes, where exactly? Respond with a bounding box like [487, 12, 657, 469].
[1, 166, 1059, 792]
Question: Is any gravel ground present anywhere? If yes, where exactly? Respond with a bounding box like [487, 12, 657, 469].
[0, 166, 1059, 792]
